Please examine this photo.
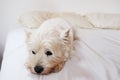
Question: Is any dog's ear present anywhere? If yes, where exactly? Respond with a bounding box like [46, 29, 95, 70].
[24, 28, 32, 39]
[24, 28, 37, 39]
[60, 27, 73, 42]
[60, 27, 79, 42]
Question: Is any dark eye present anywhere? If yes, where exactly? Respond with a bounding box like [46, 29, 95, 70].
[45, 51, 52, 56]
[32, 51, 36, 55]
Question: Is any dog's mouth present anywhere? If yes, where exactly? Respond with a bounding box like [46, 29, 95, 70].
[27, 67, 56, 75]
[26, 61, 65, 75]
[28, 66, 63, 75]
[38, 67, 62, 75]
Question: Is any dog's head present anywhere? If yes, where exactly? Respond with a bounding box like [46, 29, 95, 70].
[25, 18, 77, 75]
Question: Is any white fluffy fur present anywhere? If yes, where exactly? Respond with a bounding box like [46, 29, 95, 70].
[25, 18, 77, 75]
[25, 17, 120, 80]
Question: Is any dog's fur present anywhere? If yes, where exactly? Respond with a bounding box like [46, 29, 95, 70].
[25, 18, 78, 75]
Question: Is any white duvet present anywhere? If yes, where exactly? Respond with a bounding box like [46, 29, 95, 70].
[1, 28, 120, 80]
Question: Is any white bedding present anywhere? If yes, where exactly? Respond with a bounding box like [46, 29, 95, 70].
[1, 28, 120, 80]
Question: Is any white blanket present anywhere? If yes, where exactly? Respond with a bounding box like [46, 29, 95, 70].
[1, 28, 120, 80]
[18, 12, 120, 29]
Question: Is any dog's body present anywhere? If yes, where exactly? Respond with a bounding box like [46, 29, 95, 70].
[25, 18, 120, 80]
[25, 18, 78, 75]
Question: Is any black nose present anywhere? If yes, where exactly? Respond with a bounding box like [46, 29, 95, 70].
[34, 66, 44, 73]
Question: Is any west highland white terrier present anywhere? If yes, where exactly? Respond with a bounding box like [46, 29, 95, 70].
[25, 18, 78, 75]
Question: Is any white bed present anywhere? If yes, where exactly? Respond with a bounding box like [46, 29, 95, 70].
[1, 27, 120, 80]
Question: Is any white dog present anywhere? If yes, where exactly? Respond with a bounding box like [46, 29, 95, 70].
[25, 18, 78, 75]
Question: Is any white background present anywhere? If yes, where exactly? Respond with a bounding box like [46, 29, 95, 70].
[0, 0, 120, 65]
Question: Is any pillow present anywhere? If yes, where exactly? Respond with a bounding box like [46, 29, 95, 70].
[18, 11, 120, 29]
[84, 13, 120, 29]
[18, 11, 94, 29]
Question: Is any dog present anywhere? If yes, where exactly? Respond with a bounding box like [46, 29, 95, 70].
[25, 18, 78, 75]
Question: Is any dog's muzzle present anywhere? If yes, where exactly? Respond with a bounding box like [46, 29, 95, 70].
[34, 66, 44, 73]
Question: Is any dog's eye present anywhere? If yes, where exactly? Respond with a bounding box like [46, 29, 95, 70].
[32, 51, 36, 55]
[46, 51, 52, 56]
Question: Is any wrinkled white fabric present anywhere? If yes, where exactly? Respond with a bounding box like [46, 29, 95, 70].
[1, 28, 120, 80]
[18, 11, 120, 29]
[84, 13, 120, 29]
[18, 11, 93, 29]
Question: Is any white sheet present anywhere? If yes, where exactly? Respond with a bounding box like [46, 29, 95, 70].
[1, 28, 120, 80]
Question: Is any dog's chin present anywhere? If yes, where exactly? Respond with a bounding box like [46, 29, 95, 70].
[40, 68, 53, 75]
[41, 65, 64, 75]
[36, 67, 63, 75]
[27, 67, 59, 75]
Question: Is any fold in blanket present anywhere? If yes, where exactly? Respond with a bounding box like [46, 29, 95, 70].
[18, 11, 120, 29]
[1, 29, 120, 80]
